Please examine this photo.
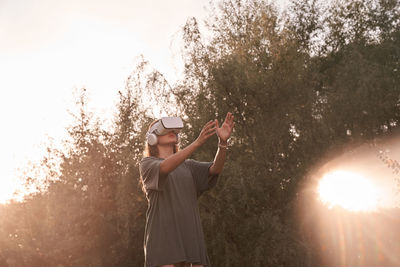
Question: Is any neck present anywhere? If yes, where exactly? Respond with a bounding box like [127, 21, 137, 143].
[157, 144, 174, 159]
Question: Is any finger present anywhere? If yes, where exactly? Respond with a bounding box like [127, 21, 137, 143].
[201, 122, 212, 133]
[204, 120, 216, 131]
[202, 129, 216, 139]
[229, 115, 234, 126]
[226, 113, 233, 125]
[203, 120, 213, 129]
[200, 126, 216, 139]
[205, 120, 215, 128]
[229, 113, 234, 123]
[224, 112, 230, 123]
[205, 130, 216, 138]
[205, 126, 217, 134]
[215, 119, 219, 129]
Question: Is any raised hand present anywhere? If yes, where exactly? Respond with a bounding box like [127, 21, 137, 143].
[195, 120, 217, 146]
[216, 112, 235, 143]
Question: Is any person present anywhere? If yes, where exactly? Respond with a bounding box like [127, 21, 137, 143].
[139, 112, 235, 267]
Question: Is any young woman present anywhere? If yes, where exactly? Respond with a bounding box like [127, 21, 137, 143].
[139, 112, 235, 267]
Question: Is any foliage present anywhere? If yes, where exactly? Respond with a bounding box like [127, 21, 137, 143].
[176, 0, 400, 265]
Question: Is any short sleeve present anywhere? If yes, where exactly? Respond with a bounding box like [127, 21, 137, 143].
[139, 157, 165, 192]
[186, 159, 218, 196]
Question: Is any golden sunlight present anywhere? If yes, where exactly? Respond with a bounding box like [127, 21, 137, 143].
[318, 170, 379, 212]
[0, 174, 18, 204]
[0, 154, 36, 204]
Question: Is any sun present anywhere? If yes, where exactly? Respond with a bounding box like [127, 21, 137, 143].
[318, 170, 379, 212]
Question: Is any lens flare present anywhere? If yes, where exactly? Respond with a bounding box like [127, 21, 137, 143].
[318, 170, 379, 212]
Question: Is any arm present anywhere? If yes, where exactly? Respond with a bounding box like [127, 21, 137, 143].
[208, 141, 227, 175]
[159, 120, 217, 176]
[209, 112, 235, 175]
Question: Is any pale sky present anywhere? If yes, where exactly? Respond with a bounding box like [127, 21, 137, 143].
[0, 0, 212, 202]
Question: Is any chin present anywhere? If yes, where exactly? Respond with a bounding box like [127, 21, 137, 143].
[158, 135, 177, 145]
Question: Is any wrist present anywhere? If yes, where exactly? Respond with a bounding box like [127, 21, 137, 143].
[218, 140, 228, 145]
[218, 140, 228, 149]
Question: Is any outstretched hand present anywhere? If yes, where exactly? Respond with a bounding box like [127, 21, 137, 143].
[195, 120, 218, 146]
[216, 112, 235, 143]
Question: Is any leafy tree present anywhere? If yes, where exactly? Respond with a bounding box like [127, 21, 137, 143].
[175, 0, 400, 265]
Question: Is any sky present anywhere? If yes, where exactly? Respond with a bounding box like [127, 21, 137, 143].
[0, 0, 213, 202]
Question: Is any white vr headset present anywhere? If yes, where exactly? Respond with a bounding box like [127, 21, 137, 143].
[146, 117, 184, 146]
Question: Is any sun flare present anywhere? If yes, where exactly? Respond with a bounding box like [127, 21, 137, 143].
[318, 170, 379, 212]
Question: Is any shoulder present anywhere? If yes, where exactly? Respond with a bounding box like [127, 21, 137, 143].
[140, 156, 163, 168]
[141, 156, 163, 163]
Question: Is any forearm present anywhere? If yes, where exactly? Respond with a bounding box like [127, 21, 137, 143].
[159, 141, 200, 175]
[209, 141, 227, 175]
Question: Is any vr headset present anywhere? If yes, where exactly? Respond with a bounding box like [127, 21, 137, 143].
[146, 117, 184, 146]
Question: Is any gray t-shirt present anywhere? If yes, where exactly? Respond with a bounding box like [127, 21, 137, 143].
[139, 156, 218, 267]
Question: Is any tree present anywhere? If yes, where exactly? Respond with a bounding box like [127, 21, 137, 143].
[174, 0, 400, 265]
